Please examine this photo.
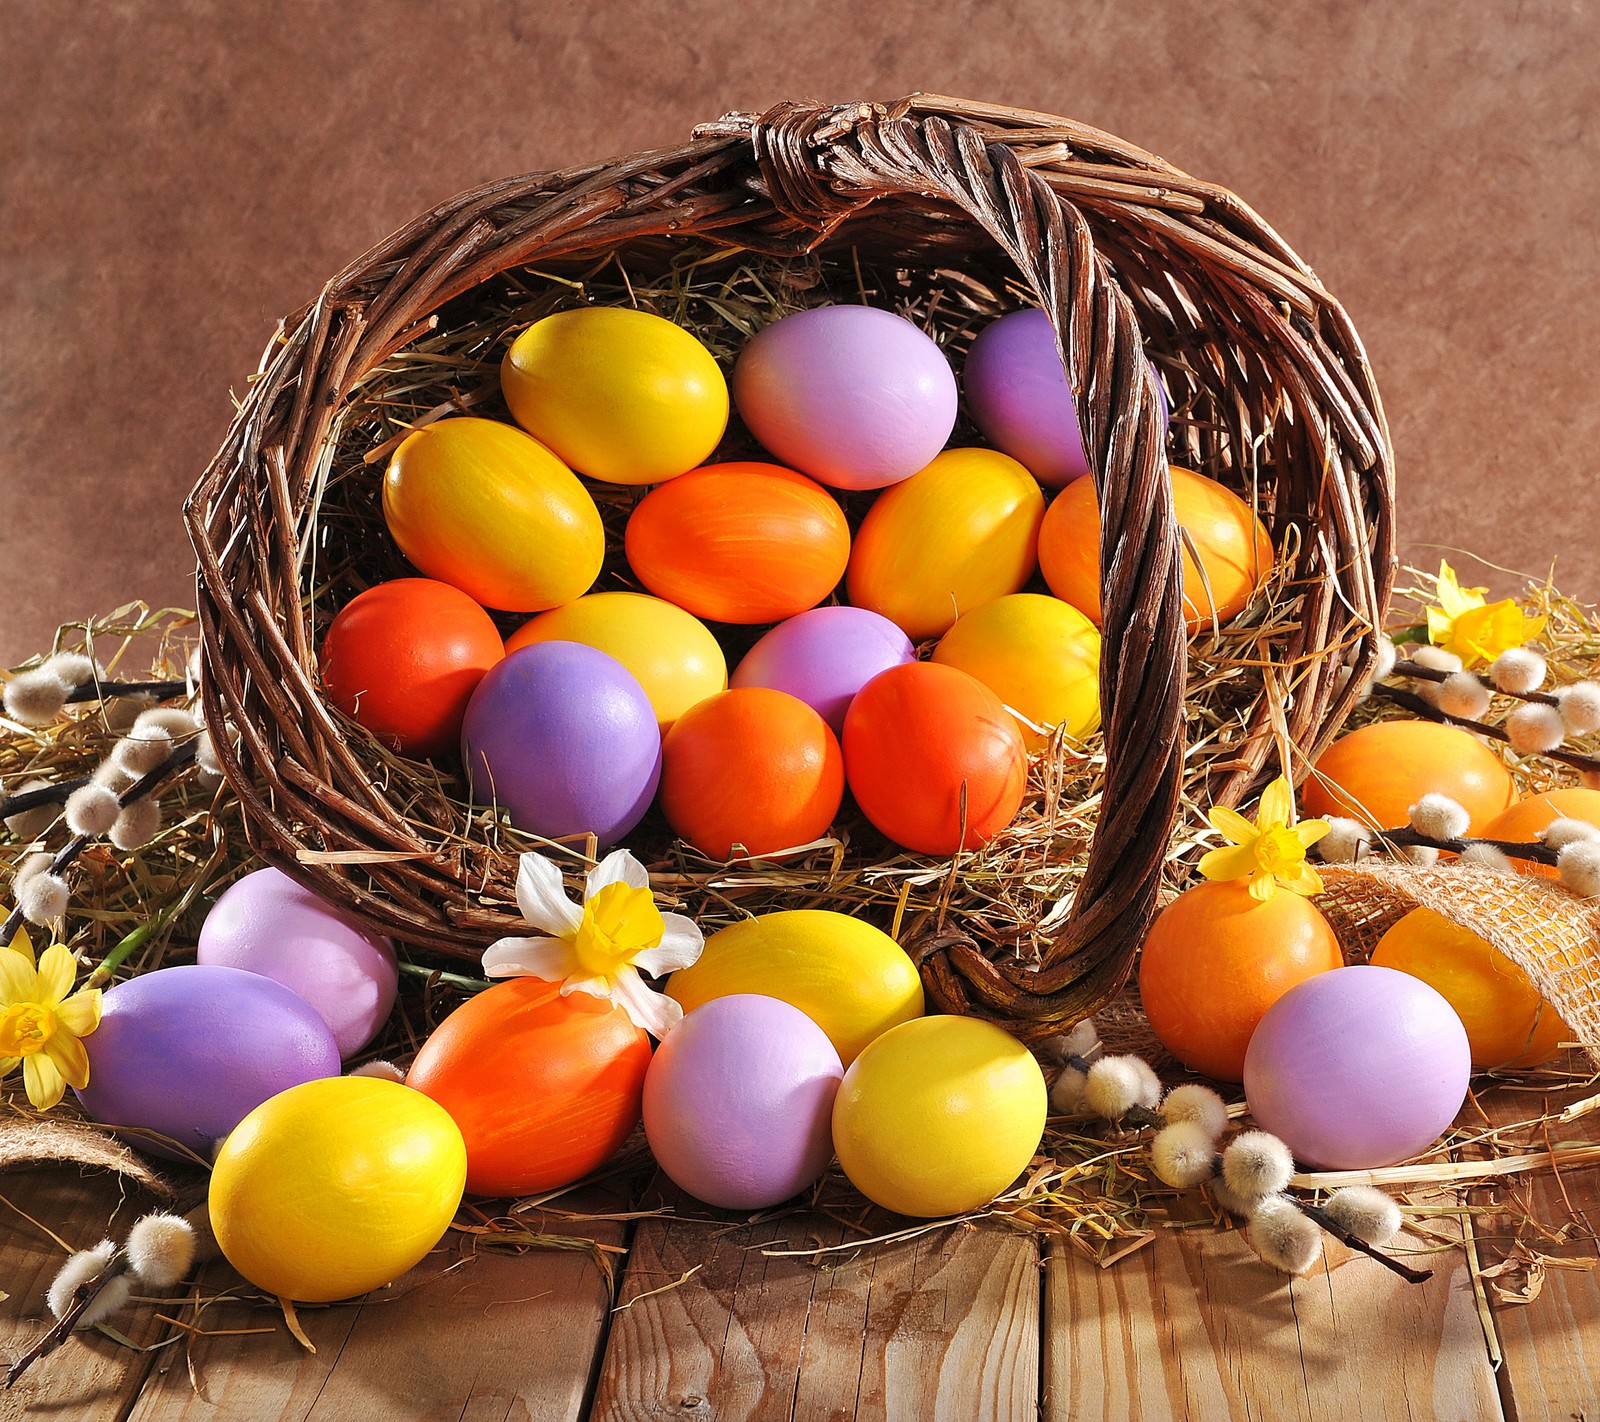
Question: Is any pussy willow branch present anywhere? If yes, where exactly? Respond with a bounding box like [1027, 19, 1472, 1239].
[0, 740, 198, 944]
[1389, 657, 1559, 708]
[1369, 683, 1600, 776]
[1342, 824, 1562, 868]
[0, 777, 91, 821]
[62, 679, 190, 705]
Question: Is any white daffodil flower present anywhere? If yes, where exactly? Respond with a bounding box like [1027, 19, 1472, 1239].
[482, 849, 703, 1038]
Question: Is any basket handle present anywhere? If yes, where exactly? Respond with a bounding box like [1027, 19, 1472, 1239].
[725, 99, 1188, 1033]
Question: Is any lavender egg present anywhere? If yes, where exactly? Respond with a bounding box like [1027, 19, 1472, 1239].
[732, 306, 958, 491]
[197, 867, 399, 1058]
[1243, 965, 1471, 1170]
[642, 994, 843, 1210]
[964, 308, 1170, 488]
[75, 965, 340, 1160]
[731, 607, 916, 737]
[461, 641, 661, 847]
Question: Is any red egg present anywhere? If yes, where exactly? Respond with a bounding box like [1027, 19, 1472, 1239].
[407, 977, 652, 1198]
[624, 462, 850, 624]
[843, 662, 1028, 856]
[660, 688, 845, 860]
[320, 579, 504, 758]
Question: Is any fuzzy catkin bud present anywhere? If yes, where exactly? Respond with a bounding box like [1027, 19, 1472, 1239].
[125, 1213, 198, 1288]
[18, 871, 69, 925]
[1315, 817, 1373, 864]
[1084, 1055, 1159, 1120]
[1247, 1195, 1324, 1275]
[1036, 1017, 1100, 1065]
[195, 728, 225, 780]
[91, 759, 137, 794]
[76, 1274, 133, 1329]
[65, 783, 121, 837]
[1459, 843, 1515, 874]
[1506, 703, 1567, 755]
[111, 725, 174, 777]
[1209, 1174, 1262, 1218]
[1408, 793, 1470, 842]
[4, 777, 58, 839]
[1151, 1122, 1221, 1188]
[1048, 1063, 1089, 1113]
[42, 652, 96, 690]
[1556, 841, 1600, 898]
[1160, 1083, 1230, 1140]
[47, 1241, 115, 1320]
[1556, 682, 1600, 736]
[1541, 817, 1600, 849]
[110, 796, 162, 851]
[1323, 1185, 1403, 1246]
[1402, 844, 1441, 866]
[132, 706, 200, 740]
[1221, 1131, 1294, 1202]
[1436, 671, 1491, 721]
[347, 1059, 406, 1084]
[1411, 645, 1463, 675]
[1490, 647, 1547, 695]
[15, 852, 54, 889]
[1371, 635, 1398, 683]
[3, 668, 70, 727]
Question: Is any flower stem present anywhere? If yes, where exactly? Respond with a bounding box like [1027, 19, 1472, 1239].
[398, 961, 492, 993]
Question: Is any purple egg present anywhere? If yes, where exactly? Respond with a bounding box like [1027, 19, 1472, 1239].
[197, 867, 399, 1058]
[461, 641, 661, 847]
[732, 306, 958, 491]
[1243, 965, 1471, 1170]
[964, 308, 1170, 488]
[642, 994, 843, 1210]
[731, 607, 917, 737]
[75, 965, 340, 1160]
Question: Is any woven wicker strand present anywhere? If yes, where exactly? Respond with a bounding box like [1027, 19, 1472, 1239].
[186, 95, 1395, 1035]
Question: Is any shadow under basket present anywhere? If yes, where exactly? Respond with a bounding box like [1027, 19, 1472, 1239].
[186, 95, 1395, 1037]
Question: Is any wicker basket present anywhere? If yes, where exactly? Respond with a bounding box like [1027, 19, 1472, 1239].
[186, 95, 1395, 1035]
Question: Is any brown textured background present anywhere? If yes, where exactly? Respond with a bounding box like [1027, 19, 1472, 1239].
[2, 0, 1597, 665]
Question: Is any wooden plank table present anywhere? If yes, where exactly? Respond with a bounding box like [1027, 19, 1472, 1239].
[3, 1084, 1596, 1421]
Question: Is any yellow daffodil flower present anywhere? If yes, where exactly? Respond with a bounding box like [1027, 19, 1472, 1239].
[482, 850, 703, 1038]
[0, 927, 102, 1110]
[1425, 560, 1544, 667]
[1198, 776, 1329, 902]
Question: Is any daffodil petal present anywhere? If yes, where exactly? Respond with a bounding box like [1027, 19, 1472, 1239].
[586, 849, 650, 899]
[1277, 862, 1325, 897]
[1247, 870, 1277, 902]
[1207, 806, 1258, 844]
[42, 1028, 90, 1091]
[611, 969, 682, 1039]
[34, 944, 77, 1006]
[1259, 777, 1294, 828]
[22, 1052, 65, 1111]
[633, 915, 705, 976]
[1198, 843, 1260, 883]
[0, 1054, 19, 1078]
[5, 926, 35, 965]
[514, 853, 583, 936]
[54, 988, 101, 1037]
[0, 949, 37, 1006]
[560, 974, 613, 1000]
[482, 935, 576, 980]
[1294, 819, 1331, 848]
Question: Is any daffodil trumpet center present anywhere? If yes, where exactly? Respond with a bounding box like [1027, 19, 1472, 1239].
[1252, 826, 1306, 876]
[0, 1001, 57, 1057]
[573, 882, 665, 979]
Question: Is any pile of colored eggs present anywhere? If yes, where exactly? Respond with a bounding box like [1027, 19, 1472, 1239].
[322, 301, 1276, 860]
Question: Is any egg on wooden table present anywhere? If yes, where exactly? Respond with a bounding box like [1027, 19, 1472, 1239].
[75, 965, 341, 1160]
[196, 866, 399, 1058]
[732, 305, 958, 491]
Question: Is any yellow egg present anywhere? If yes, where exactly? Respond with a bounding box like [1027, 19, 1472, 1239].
[383, 417, 603, 612]
[666, 910, 923, 1065]
[506, 592, 727, 732]
[210, 1076, 466, 1303]
[501, 309, 729, 485]
[832, 1016, 1046, 1217]
[846, 448, 1045, 642]
[931, 593, 1101, 748]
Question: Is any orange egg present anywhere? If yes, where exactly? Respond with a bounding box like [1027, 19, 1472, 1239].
[1038, 466, 1273, 631]
[846, 448, 1045, 642]
[320, 579, 504, 758]
[624, 462, 850, 624]
[406, 977, 651, 1197]
[1303, 720, 1516, 833]
[1371, 907, 1571, 1069]
[659, 688, 844, 860]
[1479, 788, 1600, 879]
[1138, 880, 1344, 1082]
[843, 662, 1028, 856]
